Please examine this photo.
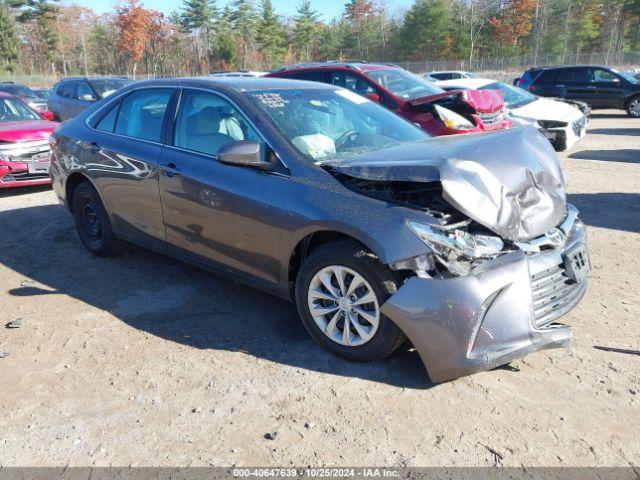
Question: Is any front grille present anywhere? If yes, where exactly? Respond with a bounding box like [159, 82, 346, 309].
[1, 171, 49, 183]
[530, 263, 586, 327]
[478, 111, 502, 126]
[0, 140, 51, 162]
[572, 116, 586, 136]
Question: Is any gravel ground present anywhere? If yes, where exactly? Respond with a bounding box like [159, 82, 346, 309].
[0, 111, 638, 467]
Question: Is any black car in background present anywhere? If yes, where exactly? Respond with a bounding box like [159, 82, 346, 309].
[523, 65, 640, 117]
[47, 76, 133, 121]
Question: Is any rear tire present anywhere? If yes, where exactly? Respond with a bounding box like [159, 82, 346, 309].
[625, 96, 640, 118]
[295, 240, 405, 362]
[72, 182, 122, 257]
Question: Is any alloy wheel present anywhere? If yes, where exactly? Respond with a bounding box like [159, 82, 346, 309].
[629, 98, 640, 117]
[307, 265, 380, 347]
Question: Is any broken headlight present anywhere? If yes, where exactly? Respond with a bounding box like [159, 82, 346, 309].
[433, 105, 475, 129]
[407, 221, 504, 275]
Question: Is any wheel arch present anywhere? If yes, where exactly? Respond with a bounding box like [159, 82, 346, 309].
[624, 93, 640, 110]
[65, 172, 97, 213]
[287, 229, 380, 299]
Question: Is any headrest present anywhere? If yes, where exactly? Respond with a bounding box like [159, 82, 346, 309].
[188, 106, 221, 135]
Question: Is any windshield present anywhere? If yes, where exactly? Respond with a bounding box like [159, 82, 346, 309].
[364, 69, 444, 100]
[479, 81, 536, 107]
[88, 78, 134, 98]
[0, 97, 41, 122]
[0, 84, 39, 99]
[247, 88, 428, 163]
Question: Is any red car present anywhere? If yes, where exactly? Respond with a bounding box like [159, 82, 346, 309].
[0, 92, 58, 189]
[267, 62, 511, 136]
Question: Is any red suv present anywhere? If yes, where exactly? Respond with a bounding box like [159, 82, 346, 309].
[267, 62, 511, 136]
[0, 92, 59, 189]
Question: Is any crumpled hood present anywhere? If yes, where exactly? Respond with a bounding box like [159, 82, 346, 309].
[0, 120, 58, 143]
[408, 89, 504, 113]
[327, 126, 567, 241]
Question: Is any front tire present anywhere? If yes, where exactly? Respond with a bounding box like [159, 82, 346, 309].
[295, 240, 405, 362]
[72, 182, 122, 257]
[626, 96, 640, 118]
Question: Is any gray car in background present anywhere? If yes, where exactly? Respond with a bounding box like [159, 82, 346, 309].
[49, 78, 589, 383]
[48, 76, 133, 121]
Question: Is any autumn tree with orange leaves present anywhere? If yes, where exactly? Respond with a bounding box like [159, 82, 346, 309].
[115, 0, 156, 77]
[489, 0, 538, 47]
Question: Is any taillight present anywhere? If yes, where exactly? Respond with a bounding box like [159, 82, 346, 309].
[516, 79, 523, 87]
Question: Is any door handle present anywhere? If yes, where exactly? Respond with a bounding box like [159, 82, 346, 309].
[586, 85, 597, 89]
[555, 84, 565, 88]
[160, 162, 181, 177]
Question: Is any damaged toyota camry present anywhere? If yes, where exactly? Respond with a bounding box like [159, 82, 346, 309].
[50, 78, 589, 383]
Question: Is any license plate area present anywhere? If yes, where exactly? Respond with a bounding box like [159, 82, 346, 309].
[563, 243, 590, 283]
[27, 152, 51, 174]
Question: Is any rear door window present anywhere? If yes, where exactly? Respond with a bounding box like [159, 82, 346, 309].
[114, 88, 173, 142]
[557, 68, 591, 83]
[284, 70, 326, 82]
[61, 83, 76, 98]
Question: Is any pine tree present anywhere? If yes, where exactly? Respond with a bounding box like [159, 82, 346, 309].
[180, 0, 217, 73]
[256, 0, 287, 68]
[398, 0, 450, 59]
[231, 0, 258, 69]
[180, 0, 216, 32]
[293, 0, 321, 61]
[0, 1, 20, 73]
[213, 5, 237, 69]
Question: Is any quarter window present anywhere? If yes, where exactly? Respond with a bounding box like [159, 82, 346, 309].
[173, 89, 260, 156]
[114, 88, 173, 142]
[96, 104, 119, 132]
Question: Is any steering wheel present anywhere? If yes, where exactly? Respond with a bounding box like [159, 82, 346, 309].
[335, 129, 359, 149]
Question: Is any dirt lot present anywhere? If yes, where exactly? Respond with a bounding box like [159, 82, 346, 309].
[0, 111, 638, 467]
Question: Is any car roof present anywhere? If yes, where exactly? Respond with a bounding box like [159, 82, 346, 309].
[271, 61, 400, 74]
[435, 78, 496, 89]
[129, 77, 340, 92]
[56, 76, 131, 84]
[427, 70, 472, 75]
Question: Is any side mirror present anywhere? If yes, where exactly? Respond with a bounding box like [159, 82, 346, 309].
[365, 93, 380, 103]
[79, 94, 95, 102]
[218, 140, 273, 171]
[41, 111, 55, 121]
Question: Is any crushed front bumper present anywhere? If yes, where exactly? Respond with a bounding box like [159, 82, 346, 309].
[0, 140, 52, 189]
[381, 208, 588, 383]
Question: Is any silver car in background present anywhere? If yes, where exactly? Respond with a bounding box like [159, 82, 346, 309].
[48, 76, 133, 122]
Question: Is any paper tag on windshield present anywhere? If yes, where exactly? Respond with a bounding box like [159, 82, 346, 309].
[335, 89, 368, 104]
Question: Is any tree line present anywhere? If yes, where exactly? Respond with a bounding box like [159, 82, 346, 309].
[1, 0, 639, 77]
